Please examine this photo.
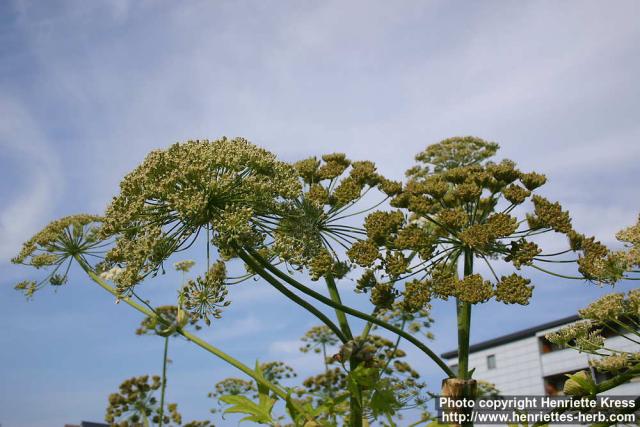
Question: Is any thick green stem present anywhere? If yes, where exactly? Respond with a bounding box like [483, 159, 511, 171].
[360, 320, 373, 340]
[325, 275, 353, 340]
[245, 248, 454, 377]
[158, 336, 169, 427]
[457, 249, 473, 380]
[238, 251, 348, 343]
[349, 382, 363, 427]
[74, 257, 295, 404]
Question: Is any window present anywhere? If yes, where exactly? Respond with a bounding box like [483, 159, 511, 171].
[487, 354, 496, 370]
[539, 336, 566, 353]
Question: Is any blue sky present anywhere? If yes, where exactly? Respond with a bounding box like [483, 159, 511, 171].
[1, 1, 639, 426]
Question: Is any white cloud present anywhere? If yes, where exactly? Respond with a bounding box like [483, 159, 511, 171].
[268, 339, 301, 356]
[204, 314, 273, 342]
[0, 98, 63, 262]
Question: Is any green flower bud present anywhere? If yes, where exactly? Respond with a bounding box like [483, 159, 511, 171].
[347, 240, 379, 267]
[495, 274, 533, 305]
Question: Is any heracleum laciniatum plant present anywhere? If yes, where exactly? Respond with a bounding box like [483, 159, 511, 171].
[11, 136, 639, 427]
[344, 137, 636, 395]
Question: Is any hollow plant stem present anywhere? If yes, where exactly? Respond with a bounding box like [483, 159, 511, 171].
[325, 274, 354, 340]
[324, 275, 361, 427]
[457, 248, 473, 380]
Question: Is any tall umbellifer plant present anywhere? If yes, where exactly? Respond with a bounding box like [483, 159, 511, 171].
[11, 138, 440, 426]
[11, 136, 637, 426]
[352, 136, 634, 403]
[11, 139, 320, 424]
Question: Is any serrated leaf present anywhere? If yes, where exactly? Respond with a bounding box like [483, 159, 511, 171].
[350, 365, 379, 388]
[370, 383, 399, 419]
[220, 394, 275, 425]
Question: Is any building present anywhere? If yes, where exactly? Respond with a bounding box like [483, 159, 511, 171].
[441, 315, 640, 395]
[64, 422, 108, 427]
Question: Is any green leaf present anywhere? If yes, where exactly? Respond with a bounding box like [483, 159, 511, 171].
[350, 365, 379, 388]
[219, 394, 276, 425]
[369, 381, 399, 419]
[219, 363, 277, 425]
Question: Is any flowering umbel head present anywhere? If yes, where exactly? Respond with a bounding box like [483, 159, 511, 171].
[272, 153, 400, 279]
[354, 136, 628, 312]
[12, 214, 104, 299]
[179, 261, 230, 326]
[99, 138, 300, 292]
[105, 375, 184, 426]
[546, 290, 640, 383]
[136, 305, 201, 337]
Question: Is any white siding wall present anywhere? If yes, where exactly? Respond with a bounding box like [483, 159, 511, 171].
[445, 336, 545, 394]
[444, 322, 640, 396]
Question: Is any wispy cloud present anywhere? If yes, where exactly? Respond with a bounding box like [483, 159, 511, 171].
[0, 98, 62, 262]
[2, 1, 640, 426]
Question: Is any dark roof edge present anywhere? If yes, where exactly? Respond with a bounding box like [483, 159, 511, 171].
[440, 314, 581, 360]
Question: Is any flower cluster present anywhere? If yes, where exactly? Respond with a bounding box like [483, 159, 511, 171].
[578, 293, 627, 321]
[270, 153, 401, 280]
[590, 354, 639, 374]
[261, 361, 297, 383]
[174, 260, 196, 273]
[11, 214, 103, 298]
[179, 261, 230, 326]
[494, 274, 533, 305]
[546, 320, 595, 349]
[209, 361, 295, 413]
[346, 136, 630, 314]
[105, 375, 182, 426]
[570, 232, 627, 284]
[300, 325, 340, 354]
[135, 305, 201, 337]
[99, 138, 300, 291]
[616, 215, 640, 269]
[547, 290, 640, 381]
[407, 136, 499, 176]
